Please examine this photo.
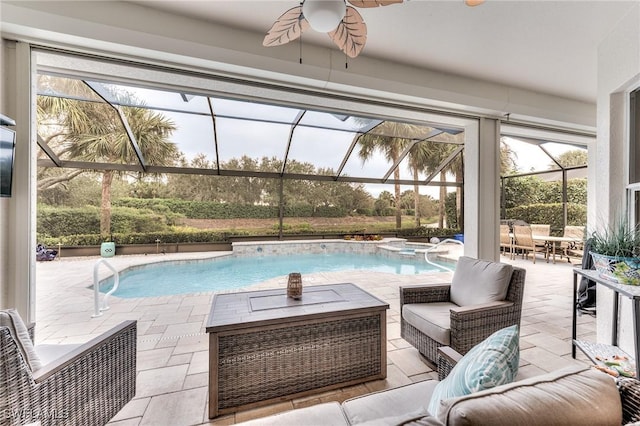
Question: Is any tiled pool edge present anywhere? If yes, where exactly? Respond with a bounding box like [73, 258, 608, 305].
[231, 238, 458, 265]
[232, 238, 407, 257]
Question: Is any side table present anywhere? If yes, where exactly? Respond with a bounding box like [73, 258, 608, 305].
[572, 268, 640, 378]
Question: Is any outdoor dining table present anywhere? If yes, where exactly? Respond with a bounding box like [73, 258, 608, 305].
[532, 234, 580, 263]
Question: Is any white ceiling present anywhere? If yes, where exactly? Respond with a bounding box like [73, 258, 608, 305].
[127, 0, 636, 104]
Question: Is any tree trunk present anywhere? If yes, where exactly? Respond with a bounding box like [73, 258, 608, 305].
[101, 170, 114, 236]
[439, 171, 446, 228]
[394, 169, 402, 229]
[413, 168, 420, 227]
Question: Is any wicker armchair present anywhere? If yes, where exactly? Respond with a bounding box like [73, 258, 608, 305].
[400, 263, 525, 365]
[1, 312, 136, 426]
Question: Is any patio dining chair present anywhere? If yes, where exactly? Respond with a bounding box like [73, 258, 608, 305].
[561, 225, 586, 262]
[499, 224, 513, 258]
[530, 224, 550, 258]
[0, 309, 136, 426]
[530, 224, 550, 236]
[512, 225, 547, 263]
[400, 256, 526, 365]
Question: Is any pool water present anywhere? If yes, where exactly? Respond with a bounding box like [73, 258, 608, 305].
[105, 253, 451, 298]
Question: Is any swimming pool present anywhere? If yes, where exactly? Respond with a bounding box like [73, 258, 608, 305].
[104, 252, 452, 298]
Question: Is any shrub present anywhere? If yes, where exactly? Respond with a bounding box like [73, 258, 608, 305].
[505, 203, 586, 234]
[37, 205, 171, 237]
[37, 229, 236, 246]
[37, 205, 101, 237]
[445, 192, 458, 229]
[110, 207, 170, 233]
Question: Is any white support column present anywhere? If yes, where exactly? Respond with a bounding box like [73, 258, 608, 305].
[4, 42, 36, 322]
[595, 1, 640, 354]
[464, 118, 500, 261]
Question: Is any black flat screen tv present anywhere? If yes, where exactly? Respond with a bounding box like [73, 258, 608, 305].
[0, 126, 16, 197]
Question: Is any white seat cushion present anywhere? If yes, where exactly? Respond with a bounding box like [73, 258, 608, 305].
[402, 302, 455, 345]
[234, 401, 349, 426]
[35, 343, 81, 366]
[342, 379, 439, 424]
[450, 256, 513, 306]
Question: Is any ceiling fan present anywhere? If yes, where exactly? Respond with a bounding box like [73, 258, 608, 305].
[263, 0, 485, 58]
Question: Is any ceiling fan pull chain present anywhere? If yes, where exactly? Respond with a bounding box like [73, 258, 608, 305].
[299, 4, 304, 64]
[345, 52, 348, 70]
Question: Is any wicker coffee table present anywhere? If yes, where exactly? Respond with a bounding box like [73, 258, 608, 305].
[206, 283, 389, 418]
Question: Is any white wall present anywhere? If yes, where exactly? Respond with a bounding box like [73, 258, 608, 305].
[593, 2, 640, 353]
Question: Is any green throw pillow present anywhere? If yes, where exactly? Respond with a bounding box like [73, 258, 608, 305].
[427, 325, 519, 417]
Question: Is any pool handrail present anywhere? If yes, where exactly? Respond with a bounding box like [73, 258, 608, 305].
[424, 238, 464, 273]
[92, 258, 119, 318]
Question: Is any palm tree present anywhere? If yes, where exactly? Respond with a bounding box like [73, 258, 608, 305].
[407, 141, 438, 226]
[358, 135, 404, 228]
[37, 77, 177, 235]
[357, 122, 435, 228]
[449, 148, 464, 230]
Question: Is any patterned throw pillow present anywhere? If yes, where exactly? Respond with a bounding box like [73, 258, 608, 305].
[427, 325, 519, 417]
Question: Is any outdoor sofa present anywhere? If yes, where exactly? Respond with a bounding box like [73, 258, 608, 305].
[237, 331, 640, 425]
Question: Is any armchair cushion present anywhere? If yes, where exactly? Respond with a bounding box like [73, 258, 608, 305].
[0, 309, 42, 371]
[35, 343, 81, 366]
[450, 256, 513, 306]
[343, 379, 439, 424]
[427, 325, 519, 417]
[235, 401, 349, 426]
[402, 302, 455, 346]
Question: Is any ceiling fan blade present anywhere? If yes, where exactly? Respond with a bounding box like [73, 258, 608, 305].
[328, 6, 367, 58]
[263, 6, 310, 47]
[464, 0, 485, 6]
[348, 0, 402, 7]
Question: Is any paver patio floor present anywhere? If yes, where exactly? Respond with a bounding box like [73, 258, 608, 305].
[33, 249, 595, 425]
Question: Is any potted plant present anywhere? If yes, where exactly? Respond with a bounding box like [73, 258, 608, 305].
[590, 218, 640, 285]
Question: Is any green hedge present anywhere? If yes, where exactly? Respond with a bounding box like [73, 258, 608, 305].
[37, 226, 461, 247]
[38, 205, 101, 238]
[445, 192, 458, 229]
[113, 198, 347, 219]
[502, 177, 587, 209]
[505, 203, 586, 234]
[37, 229, 237, 246]
[37, 205, 171, 237]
